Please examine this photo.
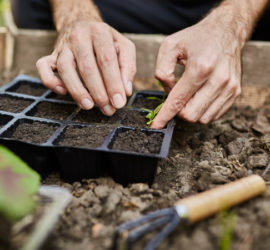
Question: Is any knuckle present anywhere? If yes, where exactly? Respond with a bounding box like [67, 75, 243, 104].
[155, 69, 171, 82]
[79, 61, 94, 74]
[36, 58, 44, 69]
[181, 111, 198, 123]
[98, 52, 117, 67]
[56, 61, 65, 75]
[169, 96, 185, 114]
[130, 65, 137, 77]
[91, 22, 109, 32]
[192, 58, 214, 77]
[235, 87, 242, 97]
[228, 81, 239, 93]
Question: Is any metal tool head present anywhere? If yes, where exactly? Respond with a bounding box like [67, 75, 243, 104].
[113, 207, 181, 250]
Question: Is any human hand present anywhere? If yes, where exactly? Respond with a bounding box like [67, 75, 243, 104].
[36, 20, 136, 115]
[151, 17, 244, 128]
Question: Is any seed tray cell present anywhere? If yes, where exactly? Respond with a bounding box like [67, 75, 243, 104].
[0, 94, 34, 113]
[0, 114, 13, 129]
[46, 92, 74, 102]
[6, 80, 47, 96]
[0, 75, 175, 185]
[131, 92, 166, 110]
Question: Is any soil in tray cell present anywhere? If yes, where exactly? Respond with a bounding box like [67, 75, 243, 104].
[73, 108, 123, 124]
[29, 102, 76, 121]
[10, 121, 59, 144]
[132, 94, 164, 110]
[111, 129, 163, 154]
[7, 81, 47, 96]
[121, 110, 148, 128]
[0, 114, 12, 129]
[46, 92, 74, 102]
[0, 95, 33, 113]
[56, 125, 113, 148]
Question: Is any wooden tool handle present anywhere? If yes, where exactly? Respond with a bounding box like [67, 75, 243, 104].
[175, 175, 266, 224]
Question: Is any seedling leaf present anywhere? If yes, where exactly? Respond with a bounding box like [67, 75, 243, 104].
[157, 80, 164, 88]
[146, 96, 162, 101]
[0, 146, 40, 221]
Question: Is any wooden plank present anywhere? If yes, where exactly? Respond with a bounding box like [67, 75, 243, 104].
[0, 27, 6, 71]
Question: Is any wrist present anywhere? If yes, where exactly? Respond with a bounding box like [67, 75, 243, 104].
[200, 5, 250, 49]
[50, 0, 102, 32]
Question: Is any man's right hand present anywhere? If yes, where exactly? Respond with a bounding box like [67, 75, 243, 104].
[36, 20, 136, 116]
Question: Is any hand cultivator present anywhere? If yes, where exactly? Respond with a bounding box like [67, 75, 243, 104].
[113, 174, 267, 250]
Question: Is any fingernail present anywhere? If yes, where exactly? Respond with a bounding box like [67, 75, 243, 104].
[102, 104, 116, 116]
[126, 81, 133, 96]
[81, 98, 94, 110]
[55, 86, 66, 95]
[112, 93, 125, 108]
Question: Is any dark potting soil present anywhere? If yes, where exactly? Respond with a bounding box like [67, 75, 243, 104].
[132, 96, 163, 110]
[30, 102, 75, 121]
[47, 93, 74, 102]
[42, 97, 270, 250]
[57, 126, 113, 148]
[8, 82, 47, 96]
[73, 108, 123, 125]
[121, 110, 148, 128]
[112, 129, 163, 154]
[11, 121, 59, 144]
[0, 115, 12, 129]
[0, 96, 33, 113]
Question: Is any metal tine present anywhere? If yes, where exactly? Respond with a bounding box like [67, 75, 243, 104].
[115, 208, 173, 233]
[145, 211, 181, 250]
[127, 214, 172, 247]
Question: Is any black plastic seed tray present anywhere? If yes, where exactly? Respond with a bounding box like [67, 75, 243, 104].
[0, 75, 175, 185]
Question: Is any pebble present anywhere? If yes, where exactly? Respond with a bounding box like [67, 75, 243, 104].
[129, 183, 149, 194]
[78, 190, 100, 207]
[94, 185, 111, 199]
[105, 191, 122, 213]
[120, 210, 142, 223]
[248, 154, 269, 169]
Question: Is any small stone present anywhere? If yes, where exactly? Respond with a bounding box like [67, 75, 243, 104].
[92, 223, 104, 237]
[72, 181, 82, 189]
[78, 189, 100, 207]
[91, 203, 103, 216]
[252, 114, 270, 134]
[231, 119, 249, 132]
[157, 167, 162, 175]
[129, 183, 149, 194]
[120, 211, 141, 223]
[248, 154, 269, 169]
[105, 191, 122, 213]
[227, 138, 249, 155]
[213, 165, 232, 176]
[94, 185, 110, 199]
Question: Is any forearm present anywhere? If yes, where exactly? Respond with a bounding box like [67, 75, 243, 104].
[49, 0, 102, 32]
[201, 0, 269, 48]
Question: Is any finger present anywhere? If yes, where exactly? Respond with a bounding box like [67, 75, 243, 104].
[71, 36, 115, 116]
[56, 48, 94, 110]
[155, 36, 182, 90]
[36, 55, 67, 95]
[112, 29, 136, 96]
[199, 81, 241, 124]
[93, 26, 126, 109]
[213, 96, 236, 121]
[151, 66, 207, 129]
[178, 68, 229, 122]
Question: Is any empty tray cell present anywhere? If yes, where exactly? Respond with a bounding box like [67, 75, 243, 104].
[28, 102, 76, 120]
[46, 92, 74, 102]
[132, 93, 165, 110]
[121, 110, 149, 128]
[73, 108, 123, 124]
[7, 81, 47, 96]
[55, 125, 113, 148]
[3, 119, 59, 144]
[0, 95, 33, 113]
[110, 128, 164, 154]
[0, 114, 13, 129]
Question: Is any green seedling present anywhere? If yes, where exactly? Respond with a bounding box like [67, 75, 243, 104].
[0, 146, 40, 221]
[143, 80, 166, 126]
[218, 210, 236, 250]
[142, 103, 163, 126]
